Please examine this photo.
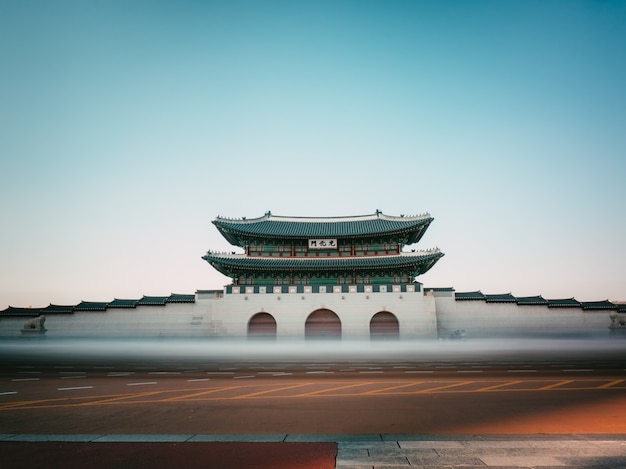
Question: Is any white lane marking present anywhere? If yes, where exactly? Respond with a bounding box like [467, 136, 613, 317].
[58, 386, 94, 391]
[0, 391, 18, 395]
[306, 371, 334, 374]
[149, 371, 181, 375]
[187, 378, 211, 382]
[508, 369, 537, 373]
[127, 382, 157, 386]
[359, 371, 383, 374]
[12, 378, 40, 381]
[107, 372, 134, 376]
[234, 375, 255, 379]
[207, 372, 235, 375]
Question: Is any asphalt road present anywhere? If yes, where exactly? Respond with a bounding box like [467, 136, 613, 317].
[2, 337, 626, 435]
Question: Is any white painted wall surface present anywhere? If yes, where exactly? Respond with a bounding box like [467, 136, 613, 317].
[210, 289, 436, 339]
[435, 298, 611, 337]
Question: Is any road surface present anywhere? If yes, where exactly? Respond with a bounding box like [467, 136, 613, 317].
[2, 338, 625, 434]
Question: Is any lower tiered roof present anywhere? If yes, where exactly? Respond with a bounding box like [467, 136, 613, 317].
[203, 249, 443, 279]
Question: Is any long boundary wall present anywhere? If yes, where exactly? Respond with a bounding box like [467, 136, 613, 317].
[0, 286, 620, 339]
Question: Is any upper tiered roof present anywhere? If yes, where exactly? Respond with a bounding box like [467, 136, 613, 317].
[213, 211, 433, 246]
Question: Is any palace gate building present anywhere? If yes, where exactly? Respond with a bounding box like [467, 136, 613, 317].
[202, 211, 444, 340]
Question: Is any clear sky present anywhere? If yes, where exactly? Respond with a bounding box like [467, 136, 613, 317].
[1, 0, 625, 310]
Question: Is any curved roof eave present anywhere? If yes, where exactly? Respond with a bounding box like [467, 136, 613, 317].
[202, 250, 444, 275]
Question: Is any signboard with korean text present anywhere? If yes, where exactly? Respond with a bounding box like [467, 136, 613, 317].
[308, 239, 337, 249]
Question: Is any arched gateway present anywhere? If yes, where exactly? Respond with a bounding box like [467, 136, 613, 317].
[370, 311, 400, 339]
[247, 312, 277, 339]
[305, 309, 341, 340]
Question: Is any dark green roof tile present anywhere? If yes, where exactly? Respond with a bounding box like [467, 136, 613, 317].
[516, 296, 548, 305]
[485, 293, 517, 303]
[74, 301, 108, 311]
[42, 304, 75, 314]
[580, 300, 616, 310]
[0, 306, 43, 317]
[167, 294, 196, 303]
[108, 299, 139, 309]
[547, 298, 581, 308]
[137, 296, 168, 306]
[455, 291, 485, 301]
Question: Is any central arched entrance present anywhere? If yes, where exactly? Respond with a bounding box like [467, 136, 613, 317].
[248, 312, 277, 340]
[370, 311, 399, 340]
[305, 309, 341, 340]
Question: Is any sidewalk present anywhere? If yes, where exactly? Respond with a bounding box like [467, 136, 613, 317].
[2, 434, 626, 468]
[334, 434, 626, 468]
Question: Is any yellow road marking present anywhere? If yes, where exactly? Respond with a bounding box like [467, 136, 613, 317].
[598, 379, 625, 389]
[296, 382, 373, 397]
[160, 386, 242, 402]
[539, 380, 574, 390]
[415, 381, 474, 393]
[2, 376, 624, 410]
[81, 391, 162, 405]
[0, 398, 66, 410]
[477, 380, 524, 392]
[362, 382, 421, 395]
[233, 382, 313, 399]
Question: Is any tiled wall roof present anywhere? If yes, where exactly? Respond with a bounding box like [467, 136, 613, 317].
[0, 293, 196, 316]
[454, 291, 617, 311]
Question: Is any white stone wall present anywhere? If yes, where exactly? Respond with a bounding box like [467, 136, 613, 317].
[0, 289, 614, 339]
[434, 295, 611, 338]
[0, 301, 216, 338]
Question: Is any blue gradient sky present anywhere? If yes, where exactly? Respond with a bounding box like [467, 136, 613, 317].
[1, 1, 625, 309]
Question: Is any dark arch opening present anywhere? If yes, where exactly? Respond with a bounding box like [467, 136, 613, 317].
[247, 312, 277, 340]
[305, 309, 341, 340]
[370, 311, 399, 340]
